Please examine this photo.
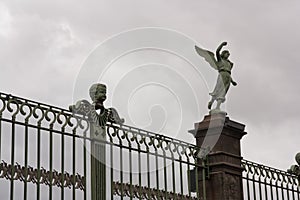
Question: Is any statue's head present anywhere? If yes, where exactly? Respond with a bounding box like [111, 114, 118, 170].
[89, 83, 107, 106]
[221, 50, 230, 59]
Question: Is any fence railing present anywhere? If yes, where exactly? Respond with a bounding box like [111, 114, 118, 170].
[2, 91, 300, 200]
[242, 159, 300, 200]
[0, 91, 206, 200]
[0, 92, 90, 200]
[104, 122, 205, 199]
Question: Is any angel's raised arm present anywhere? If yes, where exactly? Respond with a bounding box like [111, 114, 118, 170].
[216, 42, 227, 61]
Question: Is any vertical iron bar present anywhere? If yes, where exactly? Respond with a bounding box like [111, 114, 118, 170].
[292, 182, 296, 200]
[110, 139, 114, 200]
[283, 180, 288, 200]
[24, 119, 29, 200]
[275, 179, 279, 200]
[291, 188, 295, 200]
[147, 147, 150, 199]
[10, 116, 16, 200]
[155, 149, 159, 191]
[163, 150, 167, 199]
[83, 130, 87, 200]
[270, 175, 274, 200]
[179, 157, 183, 196]
[120, 144, 123, 200]
[258, 175, 262, 200]
[287, 182, 291, 200]
[171, 157, 175, 195]
[287, 182, 296, 200]
[129, 145, 133, 200]
[37, 123, 41, 200]
[49, 126, 53, 200]
[187, 160, 191, 198]
[138, 149, 141, 200]
[264, 174, 268, 200]
[61, 128, 65, 200]
[246, 172, 250, 200]
[72, 130, 76, 200]
[252, 172, 256, 200]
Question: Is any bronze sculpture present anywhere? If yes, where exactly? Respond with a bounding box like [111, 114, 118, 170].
[70, 83, 124, 137]
[195, 42, 237, 113]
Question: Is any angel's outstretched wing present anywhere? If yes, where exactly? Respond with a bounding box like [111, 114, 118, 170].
[195, 45, 218, 70]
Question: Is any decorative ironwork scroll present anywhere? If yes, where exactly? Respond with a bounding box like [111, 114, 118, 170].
[112, 181, 198, 200]
[0, 160, 85, 190]
[242, 159, 300, 199]
[0, 92, 89, 200]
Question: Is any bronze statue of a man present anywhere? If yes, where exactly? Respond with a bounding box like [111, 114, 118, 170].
[70, 83, 124, 130]
[89, 83, 107, 111]
[195, 42, 237, 113]
[88, 83, 124, 125]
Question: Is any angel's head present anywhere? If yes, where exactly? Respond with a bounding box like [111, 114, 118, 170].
[89, 83, 107, 105]
[221, 50, 230, 59]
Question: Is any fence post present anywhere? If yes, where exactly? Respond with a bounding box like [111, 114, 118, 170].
[189, 113, 247, 200]
[90, 123, 106, 200]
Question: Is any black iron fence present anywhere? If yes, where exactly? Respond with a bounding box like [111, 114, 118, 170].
[0, 92, 89, 200]
[242, 159, 300, 200]
[104, 122, 206, 199]
[0, 92, 206, 199]
[1, 91, 300, 200]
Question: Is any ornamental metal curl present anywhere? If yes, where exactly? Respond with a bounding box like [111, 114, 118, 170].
[0, 92, 88, 132]
[20, 101, 33, 123]
[7, 98, 20, 119]
[243, 160, 298, 184]
[0, 160, 85, 190]
[112, 181, 197, 200]
[242, 159, 299, 198]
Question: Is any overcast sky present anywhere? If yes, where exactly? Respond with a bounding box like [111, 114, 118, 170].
[0, 0, 300, 172]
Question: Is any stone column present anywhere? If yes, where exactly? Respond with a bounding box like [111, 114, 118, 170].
[189, 113, 246, 200]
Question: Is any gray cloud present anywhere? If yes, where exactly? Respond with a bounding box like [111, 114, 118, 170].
[0, 0, 299, 184]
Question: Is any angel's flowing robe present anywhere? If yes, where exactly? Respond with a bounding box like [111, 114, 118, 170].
[210, 59, 233, 102]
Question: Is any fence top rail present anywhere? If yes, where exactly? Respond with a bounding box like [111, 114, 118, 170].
[107, 122, 199, 150]
[242, 159, 299, 185]
[0, 91, 200, 152]
[0, 92, 72, 114]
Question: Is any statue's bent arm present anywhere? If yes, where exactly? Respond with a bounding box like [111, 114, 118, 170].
[216, 42, 227, 62]
[216, 44, 223, 62]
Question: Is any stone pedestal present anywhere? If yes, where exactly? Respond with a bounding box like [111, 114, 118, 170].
[189, 113, 247, 200]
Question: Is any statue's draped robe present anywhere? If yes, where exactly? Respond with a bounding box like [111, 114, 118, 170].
[210, 59, 233, 102]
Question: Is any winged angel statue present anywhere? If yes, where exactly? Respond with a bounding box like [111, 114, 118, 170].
[195, 42, 237, 113]
[70, 83, 124, 138]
